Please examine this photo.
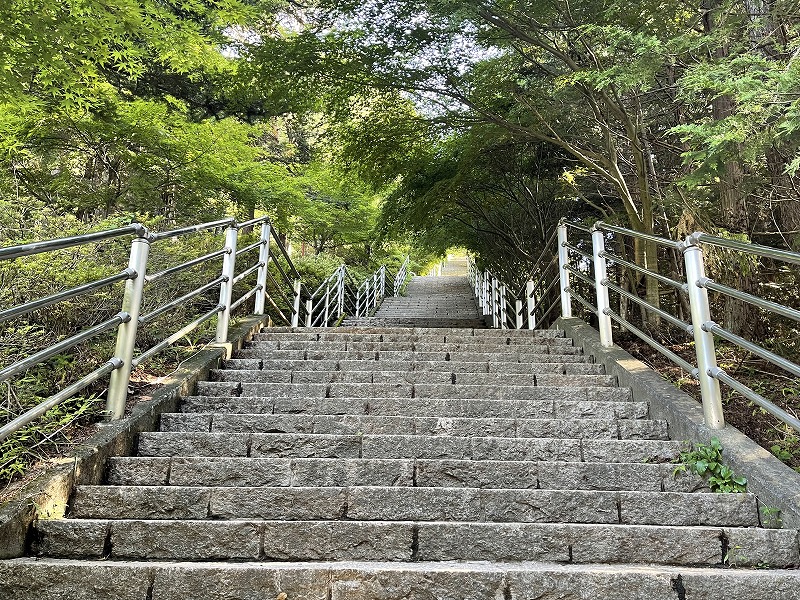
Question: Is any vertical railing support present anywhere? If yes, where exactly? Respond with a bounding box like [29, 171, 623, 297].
[483, 271, 490, 316]
[592, 227, 613, 347]
[291, 278, 301, 328]
[215, 224, 239, 343]
[356, 289, 362, 318]
[380, 266, 386, 298]
[253, 221, 271, 315]
[106, 235, 151, 420]
[491, 276, 499, 328]
[365, 278, 371, 314]
[683, 235, 725, 428]
[305, 299, 312, 327]
[515, 299, 523, 330]
[499, 283, 507, 329]
[558, 223, 572, 318]
[323, 285, 330, 327]
[337, 267, 345, 317]
[526, 280, 536, 330]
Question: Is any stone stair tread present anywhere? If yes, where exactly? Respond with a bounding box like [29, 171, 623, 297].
[32, 519, 800, 566]
[158, 412, 668, 440]
[106, 457, 706, 491]
[70, 485, 759, 526]
[210, 369, 616, 387]
[179, 395, 650, 419]
[137, 432, 687, 462]
[223, 358, 603, 373]
[5, 558, 800, 600]
[194, 381, 632, 402]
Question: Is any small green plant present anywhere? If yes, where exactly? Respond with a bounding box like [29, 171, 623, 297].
[674, 437, 747, 493]
[760, 505, 783, 529]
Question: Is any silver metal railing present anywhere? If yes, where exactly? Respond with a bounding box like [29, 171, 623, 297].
[0, 217, 393, 441]
[469, 220, 800, 433]
[393, 256, 410, 297]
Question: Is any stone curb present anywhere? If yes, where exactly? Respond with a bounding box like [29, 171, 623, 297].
[0, 316, 266, 558]
[555, 316, 800, 529]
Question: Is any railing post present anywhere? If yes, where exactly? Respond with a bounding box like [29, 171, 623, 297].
[492, 276, 499, 328]
[515, 299, 523, 329]
[380, 266, 386, 298]
[106, 235, 151, 420]
[323, 284, 330, 327]
[483, 270, 490, 316]
[365, 278, 371, 314]
[683, 235, 725, 429]
[337, 267, 345, 317]
[500, 283, 507, 329]
[215, 224, 239, 343]
[291, 278, 301, 328]
[558, 223, 572, 318]
[526, 281, 536, 330]
[305, 299, 312, 327]
[356, 288, 361, 318]
[373, 271, 379, 308]
[592, 227, 613, 347]
[253, 221, 271, 315]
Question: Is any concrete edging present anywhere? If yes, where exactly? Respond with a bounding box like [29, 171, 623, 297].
[555, 316, 800, 529]
[0, 316, 267, 558]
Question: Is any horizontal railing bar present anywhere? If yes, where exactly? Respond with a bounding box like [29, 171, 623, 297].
[517, 228, 560, 295]
[694, 233, 800, 266]
[603, 280, 693, 334]
[235, 240, 265, 256]
[564, 222, 592, 233]
[139, 278, 225, 324]
[713, 370, 800, 432]
[270, 254, 294, 288]
[230, 285, 260, 312]
[532, 275, 560, 314]
[537, 295, 561, 325]
[0, 269, 135, 324]
[145, 249, 228, 283]
[267, 272, 293, 307]
[0, 314, 127, 384]
[563, 242, 594, 263]
[705, 322, 800, 379]
[270, 231, 300, 279]
[232, 262, 264, 285]
[565, 287, 597, 315]
[699, 278, 800, 323]
[0, 224, 146, 261]
[564, 265, 595, 288]
[0, 359, 122, 442]
[132, 306, 223, 367]
[311, 272, 341, 299]
[265, 293, 291, 325]
[601, 250, 687, 292]
[149, 218, 235, 242]
[605, 309, 697, 375]
[596, 222, 682, 249]
[237, 216, 270, 230]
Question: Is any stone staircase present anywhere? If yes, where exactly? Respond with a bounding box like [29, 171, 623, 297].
[2, 273, 800, 598]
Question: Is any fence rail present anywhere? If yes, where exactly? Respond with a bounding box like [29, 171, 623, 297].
[0, 218, 398, 442]
[468, 220, 800, 434]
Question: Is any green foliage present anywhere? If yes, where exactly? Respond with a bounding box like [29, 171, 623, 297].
[674, 437, 748, 493]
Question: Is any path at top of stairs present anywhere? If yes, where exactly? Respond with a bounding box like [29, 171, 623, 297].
[2, 269, 799, 599]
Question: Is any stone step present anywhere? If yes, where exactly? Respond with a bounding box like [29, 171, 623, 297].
[194, 381, 630, 401]
[136, 432, 687, 462]
[340, 318, 487, 328]
[105, 457, 708, 492]
[5, 558, 800, 600]
[252, 329, 565, 342]
[180, 395, 649, 419]
[244, 339, 575, 352]
[159, 413, 667, 440]
[210, 369, 616, 387]
[223, 358, 603, 373]
[31, 519, 799, 567]
[234, 348, 585, 362]
[69, 486, 758, 527]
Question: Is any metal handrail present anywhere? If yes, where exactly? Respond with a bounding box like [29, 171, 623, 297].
[469, 219, 800, 436]
[0, 214, 389, 442]
[0, 224, 146, 260]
